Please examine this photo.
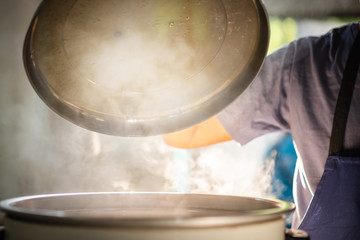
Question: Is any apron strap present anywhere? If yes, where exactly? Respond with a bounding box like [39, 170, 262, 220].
[328, 30, 360, 155]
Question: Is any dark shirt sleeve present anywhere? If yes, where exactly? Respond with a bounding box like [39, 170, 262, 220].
[218, 41, 295, 145]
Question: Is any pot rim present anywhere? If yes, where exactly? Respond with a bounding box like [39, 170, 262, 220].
[0, 192, 294, 228]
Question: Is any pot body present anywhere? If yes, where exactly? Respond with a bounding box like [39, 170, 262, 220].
[4, 217, 285, 240]
[0, 192, 293, 240]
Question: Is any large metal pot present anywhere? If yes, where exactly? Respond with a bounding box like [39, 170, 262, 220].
[0, 192, 294, 240]
[24, 0, 269, 136]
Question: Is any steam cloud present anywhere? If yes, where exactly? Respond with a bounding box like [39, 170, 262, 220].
[1, 0, 284, 203]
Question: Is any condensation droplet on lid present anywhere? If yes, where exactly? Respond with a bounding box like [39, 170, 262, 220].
[113, 31, 121, 38]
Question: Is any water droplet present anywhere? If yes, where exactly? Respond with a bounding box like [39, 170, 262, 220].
[113, 31, 121, 38]
[185, 16, 190, 21]
[169, 21, 175, 27]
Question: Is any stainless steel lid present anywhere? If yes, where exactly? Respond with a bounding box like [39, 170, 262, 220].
[0, 192, 294, 228]
[24, 0, 269, 136]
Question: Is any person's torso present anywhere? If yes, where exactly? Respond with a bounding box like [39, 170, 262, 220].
[289, 23, 360, 225]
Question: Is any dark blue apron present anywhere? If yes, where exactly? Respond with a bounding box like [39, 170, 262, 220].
[298, 30, 360, 240]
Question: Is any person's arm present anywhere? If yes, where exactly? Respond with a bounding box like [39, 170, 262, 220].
[163, 115, 233, 149]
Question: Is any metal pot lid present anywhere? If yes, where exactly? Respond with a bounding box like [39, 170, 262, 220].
[24, 0, 269, 136]
[0, 192, 294, 228]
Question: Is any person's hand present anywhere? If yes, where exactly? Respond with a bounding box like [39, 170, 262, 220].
[163, 116, 232, 149]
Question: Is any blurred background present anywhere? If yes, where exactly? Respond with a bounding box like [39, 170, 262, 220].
[0, 0, 359, 225]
